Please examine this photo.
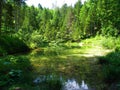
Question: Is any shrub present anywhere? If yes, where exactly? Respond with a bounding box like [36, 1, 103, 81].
[99, 51, 120, 83]
[0, 35, 30, 55]
[0, 56, 32, 87]
[28, 31, 49, 49]
[101, 24, 118, 37]
[44, 46, 63, 56]
[101, 37, 116, 49]
[115, 37, 120, 51]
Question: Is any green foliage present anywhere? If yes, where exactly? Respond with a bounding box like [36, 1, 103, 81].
[0, 0, 120, 89]
[0, 35, 30, 55]
[100, 37, 120, 50]
[44, 41, 65, 56]
[0, 56, 32, 87]
[99, 51, 120, 83]
[101, 24, 118, 37]
[115, 38, 120, 51]
[1, 0, 120, 43]
[97, 0, 120, 36]
[29, 31, 48, 48]
[100, 37, 116, 49]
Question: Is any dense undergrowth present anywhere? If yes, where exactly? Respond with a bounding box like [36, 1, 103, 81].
[98, 36, 120, 88]
[99, 51, 120, 82]
[0, 56, 33, 89]
[0, 35, 30, 56]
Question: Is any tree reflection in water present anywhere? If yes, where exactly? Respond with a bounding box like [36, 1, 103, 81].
[63, 79, 88, 90]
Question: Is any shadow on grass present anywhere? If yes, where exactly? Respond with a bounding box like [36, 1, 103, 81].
[99, 50, 120, 90]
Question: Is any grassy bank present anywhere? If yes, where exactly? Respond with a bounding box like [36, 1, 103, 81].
[97, 36, 120, 89]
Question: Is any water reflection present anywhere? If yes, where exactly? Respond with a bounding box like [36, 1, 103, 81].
[31, 47, 106, 89]
[33, 76, 46, 84]
[33, 75, 90, 90]
[63, 79, 88, 90]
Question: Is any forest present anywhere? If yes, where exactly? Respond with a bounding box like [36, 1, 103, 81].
[0, 0, 120, 90]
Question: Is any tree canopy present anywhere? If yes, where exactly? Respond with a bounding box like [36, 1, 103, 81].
[0, 0, 120, 42]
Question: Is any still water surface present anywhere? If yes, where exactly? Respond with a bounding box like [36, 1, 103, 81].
[30, 47, 107, 90]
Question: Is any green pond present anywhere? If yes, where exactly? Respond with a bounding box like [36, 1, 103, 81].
[24, 46, 110, 90]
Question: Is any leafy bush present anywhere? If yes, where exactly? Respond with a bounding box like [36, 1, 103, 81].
[115, 37, 120, 51]
[94, 36, 120, 85]
[44, 46, 63, 56]
[0, 47, 7, 56]
[100, 36, 120, 50]
[29, 34, 44, 48]
[99, 51, 120, 83]
[0, 35, 30, 55]
[101, 37, 116, 49]
[26, 31, 49, 49]
[0, 56, 32, 87]
[101, 24, 118, 37]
